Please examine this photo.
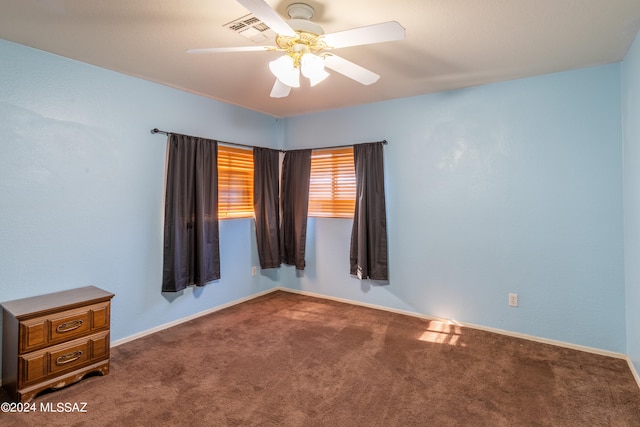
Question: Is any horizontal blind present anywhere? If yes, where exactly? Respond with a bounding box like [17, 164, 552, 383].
[218, 145, 254, 219]
[308, 147, 355, 218]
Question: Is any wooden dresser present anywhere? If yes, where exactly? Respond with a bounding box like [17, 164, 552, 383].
[1, 286, 114, 402]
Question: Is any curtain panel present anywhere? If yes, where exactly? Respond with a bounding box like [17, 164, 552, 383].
[253, 147, 281, 269]
[162, 134, 220, 292]
[280, 149, 312, 270]
[350, 142, 389, 280]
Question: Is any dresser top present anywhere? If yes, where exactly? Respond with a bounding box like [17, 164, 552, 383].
[1, 286, 114, 319]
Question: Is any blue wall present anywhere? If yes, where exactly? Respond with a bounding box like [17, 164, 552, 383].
[623, 32, 640, 375]
[0, 33, 634, 375]
[0, 39, 280, 367]
[283, 65, 626, 353]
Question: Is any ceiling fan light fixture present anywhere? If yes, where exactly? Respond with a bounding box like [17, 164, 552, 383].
[308, 69, 329, 87]
[301, 53, 329, 86]
[269, 55, 300, 88]
[193, 1, 406, 98]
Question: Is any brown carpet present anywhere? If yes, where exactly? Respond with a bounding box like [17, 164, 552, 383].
[2, 290, 640, 426]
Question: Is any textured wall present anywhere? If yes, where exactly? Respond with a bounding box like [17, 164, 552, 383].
[0, 35, 631, 370]
[623, 32, 640, 374]
[283, 64, 625, 353]
[0, 39, 280, 362]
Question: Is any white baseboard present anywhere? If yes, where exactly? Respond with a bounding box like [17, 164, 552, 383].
[110, 288, 275, 348]
[627, 357, 640, 390]
[111, 286, 635, 388]
[276, 287, 628, 361]
[4, 287, 635, 389]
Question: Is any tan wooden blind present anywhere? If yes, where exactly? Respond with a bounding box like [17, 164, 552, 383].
[308, 147, 355, 218]
[218, 145, 254, 219]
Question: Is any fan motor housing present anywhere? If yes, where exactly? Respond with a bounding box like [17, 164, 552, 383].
[286, 3, 324, 36]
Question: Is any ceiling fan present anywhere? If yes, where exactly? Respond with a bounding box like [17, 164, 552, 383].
[186, 0, 406, 98]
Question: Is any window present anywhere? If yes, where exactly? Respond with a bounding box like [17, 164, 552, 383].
[218, 145, 254, 219]
[216, 144, 355, 220]
[308, 147, 356, 218]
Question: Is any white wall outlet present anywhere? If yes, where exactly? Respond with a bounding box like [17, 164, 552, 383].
[251, 266, 258, 276]
[508, 293, 518, 307]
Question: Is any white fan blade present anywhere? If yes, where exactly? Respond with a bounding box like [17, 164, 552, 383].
[186, 46, 273, 54]
[237, 0, 297, 37]
[270, 79, 292, 98]
[322, 21, 405, 49]
[323, 55, 380, 85]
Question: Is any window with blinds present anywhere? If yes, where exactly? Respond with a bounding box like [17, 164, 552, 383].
[308, 147, 356, 218]
[218, 145, 254, 219]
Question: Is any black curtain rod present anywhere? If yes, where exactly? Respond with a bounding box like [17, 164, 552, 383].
[150, 128, 280, 152]
[150, 128, 387, 152]
[312, 139, 388, 151]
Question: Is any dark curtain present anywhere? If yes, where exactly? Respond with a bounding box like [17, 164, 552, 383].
[253, 147, 281, 269]
[162, 134, 220, 292]
[350, 142, 389, 280]
[280, 149, 311, 270]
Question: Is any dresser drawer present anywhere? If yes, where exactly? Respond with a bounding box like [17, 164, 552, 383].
[50, 312, 91, 342]
[48, 340, 91, 376]
[19, 301, 110, 353]
[18, 331, 110, 387]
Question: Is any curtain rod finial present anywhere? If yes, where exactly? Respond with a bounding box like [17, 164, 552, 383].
[151, 128, 159, 134]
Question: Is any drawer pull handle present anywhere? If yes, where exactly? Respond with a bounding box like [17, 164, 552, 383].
[56, 319, 84, 333]
[56, 350, 83, 365]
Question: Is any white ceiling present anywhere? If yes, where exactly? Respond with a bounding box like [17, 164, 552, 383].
[2, 0, 640, 118]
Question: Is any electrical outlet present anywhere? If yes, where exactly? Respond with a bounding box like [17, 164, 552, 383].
[251, 266, 258, 276]
[508, 293, 518, 307]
